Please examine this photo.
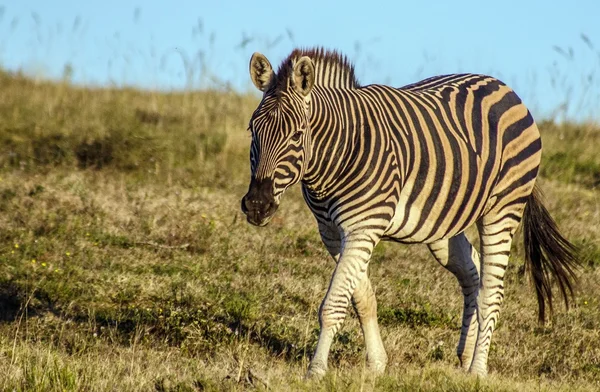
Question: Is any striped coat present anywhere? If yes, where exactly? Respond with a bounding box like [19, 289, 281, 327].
[241, 48, 578, 378]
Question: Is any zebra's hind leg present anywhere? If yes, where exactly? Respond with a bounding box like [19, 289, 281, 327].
[428, 234, 481, 370]
[469, 217, 519, 376]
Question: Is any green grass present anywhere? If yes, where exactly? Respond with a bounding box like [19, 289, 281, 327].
[538, 120, 600, 189]
[0, 70, 599, 391]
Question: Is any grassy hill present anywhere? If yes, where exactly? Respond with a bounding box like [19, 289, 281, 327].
[0, 70, 599, 391]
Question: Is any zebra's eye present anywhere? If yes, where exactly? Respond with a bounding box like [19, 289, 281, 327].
[291, 131, 303, 142]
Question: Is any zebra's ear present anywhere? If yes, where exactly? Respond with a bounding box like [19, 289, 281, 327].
[292, 56, 315, 97]
[249, 52, 274, 92]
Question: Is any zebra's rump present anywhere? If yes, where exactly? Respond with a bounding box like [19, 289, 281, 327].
[371, 74, 542, 243]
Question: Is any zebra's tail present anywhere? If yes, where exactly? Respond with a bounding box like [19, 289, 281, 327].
[522, 185, 579, 323]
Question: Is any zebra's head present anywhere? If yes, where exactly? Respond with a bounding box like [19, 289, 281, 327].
[241, 52, 316, 226]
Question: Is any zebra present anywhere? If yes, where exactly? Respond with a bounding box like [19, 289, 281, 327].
[240, 47, 579, 379]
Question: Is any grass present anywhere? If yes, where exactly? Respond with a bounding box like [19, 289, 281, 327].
[0, 69, 599, 391]
[538, 120, 600, 189]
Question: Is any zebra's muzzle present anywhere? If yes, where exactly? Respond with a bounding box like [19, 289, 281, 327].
[241, 178, 279, 227]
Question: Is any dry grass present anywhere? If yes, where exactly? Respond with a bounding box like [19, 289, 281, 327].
[0, 69, 599, 391]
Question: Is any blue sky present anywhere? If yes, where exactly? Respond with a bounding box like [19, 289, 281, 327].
[1, 1, 599, 120]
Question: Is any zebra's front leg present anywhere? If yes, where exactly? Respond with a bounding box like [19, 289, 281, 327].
[428, 234, 480, 370]
[352, 274, 387, 373]
[307, 233, 376, 379]
[317, 223, 387, 374]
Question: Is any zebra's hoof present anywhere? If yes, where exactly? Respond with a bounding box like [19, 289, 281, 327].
[366, 358, 387, 375]
[305, 362, 327, 380]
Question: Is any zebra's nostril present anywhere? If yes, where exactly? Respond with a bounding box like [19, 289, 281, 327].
[242, 196, 259, 214]
[242, 196, 269, 215]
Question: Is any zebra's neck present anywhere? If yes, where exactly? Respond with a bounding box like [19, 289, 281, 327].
[302, 86, 366, 198]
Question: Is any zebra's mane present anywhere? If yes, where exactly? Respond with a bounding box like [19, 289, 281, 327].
[275, 47, 360, 91]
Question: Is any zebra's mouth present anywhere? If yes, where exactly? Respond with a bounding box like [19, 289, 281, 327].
[245, 205, 278, 227]
[247, 213, 275, 227]
[241, 197, 279, 227]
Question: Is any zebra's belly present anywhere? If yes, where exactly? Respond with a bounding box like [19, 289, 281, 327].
[383, 181, 485, 244]
[382, 204, 443, 244]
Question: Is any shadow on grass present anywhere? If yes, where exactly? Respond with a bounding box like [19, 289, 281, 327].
[0, 281, 26, 322]
[0, 279, 61, 322]
[1, 277, 457, 365]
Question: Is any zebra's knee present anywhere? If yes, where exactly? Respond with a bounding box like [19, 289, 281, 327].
[352, 284, 377, 319]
